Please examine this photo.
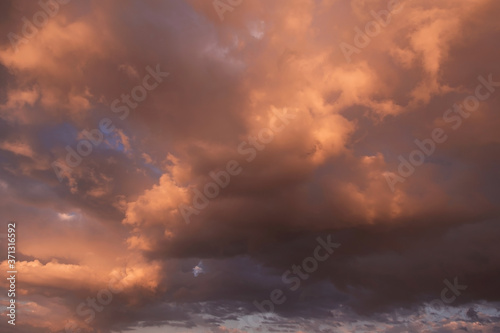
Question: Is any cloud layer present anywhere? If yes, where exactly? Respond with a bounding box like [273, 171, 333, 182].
[1, 0, 500, 332]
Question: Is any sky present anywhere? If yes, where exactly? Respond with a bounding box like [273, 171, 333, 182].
[0, 0, 500, 332]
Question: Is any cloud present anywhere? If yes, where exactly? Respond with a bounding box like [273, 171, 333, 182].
[192, 261, 205, 277]
[0, 0, 499, 332]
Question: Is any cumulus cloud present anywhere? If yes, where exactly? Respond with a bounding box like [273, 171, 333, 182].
[0, 0, 499, 332]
